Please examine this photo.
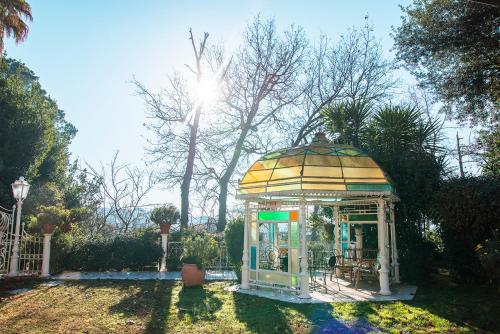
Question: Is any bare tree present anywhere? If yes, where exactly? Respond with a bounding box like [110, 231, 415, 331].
[87, 151, 156, 234]
[202, 17, 308, 231]
[289, 22, 396, 146]
[135, 29, 231, 230]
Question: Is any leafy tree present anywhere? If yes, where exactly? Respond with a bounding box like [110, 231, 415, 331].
[323, 103, 447, 282]
[0, 0, 32, 54]
[432, 176, 500, 283]
[393, 0, 499, 125]
[0, 57, 76, 208]
[393, 0, 499, 174]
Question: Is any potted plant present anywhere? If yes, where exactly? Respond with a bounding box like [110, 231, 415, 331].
[36, 205, 69, 234]
[181, 233, 218, 287]
[150, 204, 180, 234]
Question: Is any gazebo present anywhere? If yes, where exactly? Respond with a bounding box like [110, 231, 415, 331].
[236, 132, 400, 298]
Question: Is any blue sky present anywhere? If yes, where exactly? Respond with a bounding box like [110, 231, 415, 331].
[7, 0, 470, 206]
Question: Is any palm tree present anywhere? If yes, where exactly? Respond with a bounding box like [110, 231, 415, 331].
[0, 0, 32, 55]
[366, 104, 445, 156]
[321, 100, 373, 148]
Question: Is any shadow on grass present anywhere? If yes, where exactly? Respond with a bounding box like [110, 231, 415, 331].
[306, 303, 379, 334]
[232, 292, 295, 334]
[403, 282, 500, 332]
[0, 277, 45, 298]
[231, 289, 379, 334]
[176, 285, 222, 322]
[108, 280, 174, 333]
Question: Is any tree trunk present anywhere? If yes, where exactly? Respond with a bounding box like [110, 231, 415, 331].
[179, 30, 209, 230]
[217, 181, 229, 231]
[216, 124, 252, 231]
[180, 106, 202, 229]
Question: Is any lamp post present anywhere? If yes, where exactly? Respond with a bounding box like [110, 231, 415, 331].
[8, 177, 30, 277]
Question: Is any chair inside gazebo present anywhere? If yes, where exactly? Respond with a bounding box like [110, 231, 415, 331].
[237, 133, 401, 299]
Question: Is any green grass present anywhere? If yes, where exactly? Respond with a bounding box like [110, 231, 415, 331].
[0, 279, 498, 333]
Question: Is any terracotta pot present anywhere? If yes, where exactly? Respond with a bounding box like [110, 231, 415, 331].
[41, 223, 55, 234]
[159, 223, 171, 234]
[181, 263, 205, 287]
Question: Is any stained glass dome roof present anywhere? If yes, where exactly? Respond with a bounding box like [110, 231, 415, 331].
[237, 132, 395, 199]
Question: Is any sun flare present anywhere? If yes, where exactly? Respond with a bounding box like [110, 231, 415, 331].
[195, 76, 219, 107]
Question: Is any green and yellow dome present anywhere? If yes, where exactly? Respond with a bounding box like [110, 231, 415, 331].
[238, 133, 395, 198]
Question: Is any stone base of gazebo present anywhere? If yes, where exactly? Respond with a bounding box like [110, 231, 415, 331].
[226, 279, 417, 303]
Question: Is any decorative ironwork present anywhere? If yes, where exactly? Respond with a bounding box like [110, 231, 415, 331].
[18, 224, 43, 275]
[0, 206, 14, 275]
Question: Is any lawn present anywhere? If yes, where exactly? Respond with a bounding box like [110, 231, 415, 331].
[0, 278, 498, 334]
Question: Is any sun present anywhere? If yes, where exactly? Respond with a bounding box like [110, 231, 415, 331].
[195, 75, 219, 107]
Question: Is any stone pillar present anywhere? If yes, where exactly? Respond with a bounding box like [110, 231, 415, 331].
[377, 198, 391, 295]
[41, 233, 53, 277]
[355, 227, 363, 260]
[299, 199, 310, 299]
[241, 201, 250, 289]
[160, 233, 168, 272]
[389, 203, 400, 283]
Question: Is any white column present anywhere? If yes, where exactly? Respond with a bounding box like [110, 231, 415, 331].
[299, 199, 310, 299]
[160, 233, 168, 272]
[333, 206, 341, 276]
[389, 203, 400, 283]
[8, 201, 23, 277]
[377, 198, 391, 295]
[241, 201, 250, 289]
[41, 233, 53, 277]
[355, 227, 363, 260]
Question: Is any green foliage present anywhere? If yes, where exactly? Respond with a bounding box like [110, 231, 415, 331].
[321, 100, 372, 147]
[150, 203, 180, 225]
[393, 0, 499, 125]
[61, 230, 163, 271]
[36, 205, 69, 226]
[323, 103, 446, 282]
[182, 233, 219, 269]
[477, 124, 500, 176]
[180, 255, 203, 270]
[0, 57, 76, 211]
[223, 217, 244, 278]
[432, 176, 500, 283]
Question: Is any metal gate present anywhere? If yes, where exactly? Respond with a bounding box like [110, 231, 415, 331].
[0, 206, 15, 275]
[0, 205, 43, 277]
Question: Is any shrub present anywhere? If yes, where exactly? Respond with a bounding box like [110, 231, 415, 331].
[62, 230, 163, 271]
[182, 233, 218, 269]
[224, 217, 244, 280]
[432, 176, 500, 283]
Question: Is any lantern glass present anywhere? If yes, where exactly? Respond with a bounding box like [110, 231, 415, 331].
[11, 177, 30, 201]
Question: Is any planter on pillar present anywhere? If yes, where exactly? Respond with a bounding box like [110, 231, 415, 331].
[41, 223, 55, 277]
[159, 223, 171, 235]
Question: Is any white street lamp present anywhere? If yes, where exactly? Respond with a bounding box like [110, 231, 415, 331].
[8, 177, 30, 277]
